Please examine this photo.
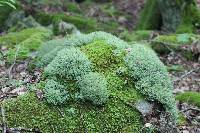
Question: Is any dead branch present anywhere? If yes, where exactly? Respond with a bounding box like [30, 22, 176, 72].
[1, 105, 6, 133]
[6, 127, 41, 133]
[0, 92, 18, 101]
[173, 67, 200, 82]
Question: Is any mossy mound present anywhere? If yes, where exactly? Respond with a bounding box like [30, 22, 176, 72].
[151, 33, 200, 60]
[2, 31, 177, 132]
[0, 28, 52, 63]
[35, 13, 119, 33]
[120, 30, 153, 42]
[0, 28, 52, 47]
[176, 92, 200, 108]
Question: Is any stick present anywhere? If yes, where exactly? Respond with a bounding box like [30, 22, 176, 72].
[173, 67, 200, 82]
[1, 105, 6, 133]
[7, 127, 41, 133]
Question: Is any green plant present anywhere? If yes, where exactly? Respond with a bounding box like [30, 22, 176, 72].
[125, 44, 178, 120]
[78, 72, 109, 105]
[44, 79, 68, 105]
[44, 47, 91, 80]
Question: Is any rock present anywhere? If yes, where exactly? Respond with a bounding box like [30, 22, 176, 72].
[54, 20, 80, 36]
[135, 100, 153, 116]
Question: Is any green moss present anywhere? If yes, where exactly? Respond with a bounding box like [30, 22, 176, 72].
[125, 44, 178, 120]
[35, 31, 177, 126]
[120, 30, 153, 42]
[176, 92, 200, 108]
[0, 28, 51, 47]
[4, 28, 52, 63]
[35, 13, 96, 32]
[151, 34, 195, 54]
[78, 72, 109, 105]
[177, 113, 187, 126]
[136, 0, 161, 30]
[80, 40, 125, 72]
[44, 79, 69, 105]
[176, 3, 200, 33]
[65, 2, 81, 13]
[44, 47, 91, 80]
[2, 91, 143, 132]
[35, 13, 119, 33]
[0, 7, 14, 30]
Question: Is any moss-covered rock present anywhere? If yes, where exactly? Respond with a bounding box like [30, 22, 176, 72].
[120, 30, 153, 42]
[2, 31, 178, 132]
[151, 33, 200, 60]
[35, 13, 119, 33]
[0, 28, 52, 63]
[176, 92, 200, 108]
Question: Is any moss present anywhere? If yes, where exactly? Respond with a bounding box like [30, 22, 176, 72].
[4, 28, 52, 63]
[0, 28, 51, 47]
[176, 92, 200, 108]
[2, 91, 143, 132]
[78, 72, 109, 105]
[0, 7, 14, 31]
[177, 113, 187, 126]
[125, 44, 178, 120]
[35, 13, 119, 33]
[120, 30, 153, 42]
[65, 2, 81, 13]
[176, 3, 200, 33]
[44, 79, 69, 105]
[80, 40, 125, 72]
[35, 31, 177, 126]
[136, 0, 162, 30]
[151, 34, 195, 54]
[44, 47, 91, 80]
[35, 13, 96, 32]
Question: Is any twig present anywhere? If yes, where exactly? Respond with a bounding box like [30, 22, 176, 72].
[1, 105, 6, 133]
[173, 67, 200, 82]
[182, 107, 200, 113]
[8, 46, 20, 79]
[0, 92, 18, 101]
[6, 127, 41, 133]
[57, 107, 65, 117]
